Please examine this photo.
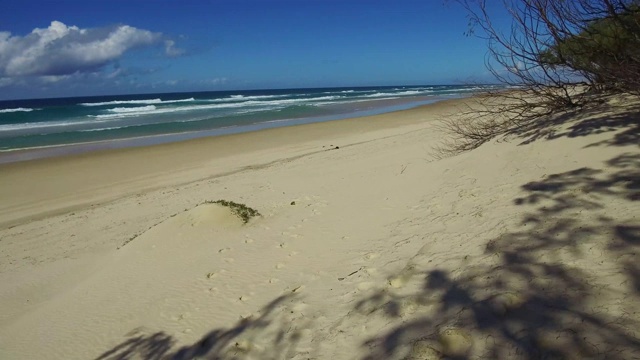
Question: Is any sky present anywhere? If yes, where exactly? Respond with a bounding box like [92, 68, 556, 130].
[0, 0, 509, 100]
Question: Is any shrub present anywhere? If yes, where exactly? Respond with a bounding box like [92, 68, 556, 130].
[206, 200, 261, 224]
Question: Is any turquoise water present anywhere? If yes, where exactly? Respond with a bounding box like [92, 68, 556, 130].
[0, 85, 497, 162]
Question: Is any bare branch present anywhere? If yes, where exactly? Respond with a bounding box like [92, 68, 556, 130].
[439, 0, 640, 154]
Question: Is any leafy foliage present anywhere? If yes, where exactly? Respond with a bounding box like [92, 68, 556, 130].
[539, 4, 640, 92]
[441, 0, 640, 154]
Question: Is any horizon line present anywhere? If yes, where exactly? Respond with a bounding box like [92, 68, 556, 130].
[0, 83, 503, 103]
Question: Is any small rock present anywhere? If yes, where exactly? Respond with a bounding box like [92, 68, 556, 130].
[234, 340, 252, 352]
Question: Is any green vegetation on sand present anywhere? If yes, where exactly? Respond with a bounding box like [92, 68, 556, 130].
[206, 200, 261, 224]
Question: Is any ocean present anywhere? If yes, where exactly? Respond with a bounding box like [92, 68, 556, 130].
[0, 85, 496, 163]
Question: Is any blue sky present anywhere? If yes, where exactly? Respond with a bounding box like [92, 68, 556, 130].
[0, 0, 507, 100]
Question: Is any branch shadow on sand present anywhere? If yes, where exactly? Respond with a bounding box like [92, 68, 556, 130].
[95, 293, 308, 360]
[95, 100, 639, 360]
[357, 152, 640, 359]
[507, 97, 639, 147]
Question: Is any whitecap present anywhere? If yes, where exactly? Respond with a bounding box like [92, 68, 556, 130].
[0, 107, 38, 113]
[107, 105, 157, 113]
[79, 98, 195, 106]
[224, 94, 286, 101]
[362, 90, 422, 98]
[90, 96, 343, 119]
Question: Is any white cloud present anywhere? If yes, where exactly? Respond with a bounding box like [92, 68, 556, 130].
[164, 40, 185, 57]
[0, 21, 162, 78]
[40, 74, 72, 83]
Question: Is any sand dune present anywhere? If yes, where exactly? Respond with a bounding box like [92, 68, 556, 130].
[0, 96, 638, 359]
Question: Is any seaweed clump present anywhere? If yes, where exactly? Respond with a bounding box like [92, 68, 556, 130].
[206, 200, 261, 224]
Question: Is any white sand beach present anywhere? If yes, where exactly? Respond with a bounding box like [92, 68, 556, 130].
[0, 96, 638, 359]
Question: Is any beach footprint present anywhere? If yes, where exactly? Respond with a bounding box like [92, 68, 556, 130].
[205, 269, 227, 280]
[364, 252, 380, 261]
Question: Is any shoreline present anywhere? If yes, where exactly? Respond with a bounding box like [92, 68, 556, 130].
[0, 95, 456, 164]
[0, 97, 463, 229]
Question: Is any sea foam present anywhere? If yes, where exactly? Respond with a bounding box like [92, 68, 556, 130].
[362, 90, 424, 98]
[79, 98, 195, 106]
[91, 97, 342, 119]
[0, 107, 38, 113]
[108, 105, 157, 113]
[227, 94, 284, 101]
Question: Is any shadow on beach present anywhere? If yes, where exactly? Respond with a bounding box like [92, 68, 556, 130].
[508, 96, 640, 148]
[97, 102, 640, 359]
[95, 293, 310, 360]
[356, 102, 640, 358]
